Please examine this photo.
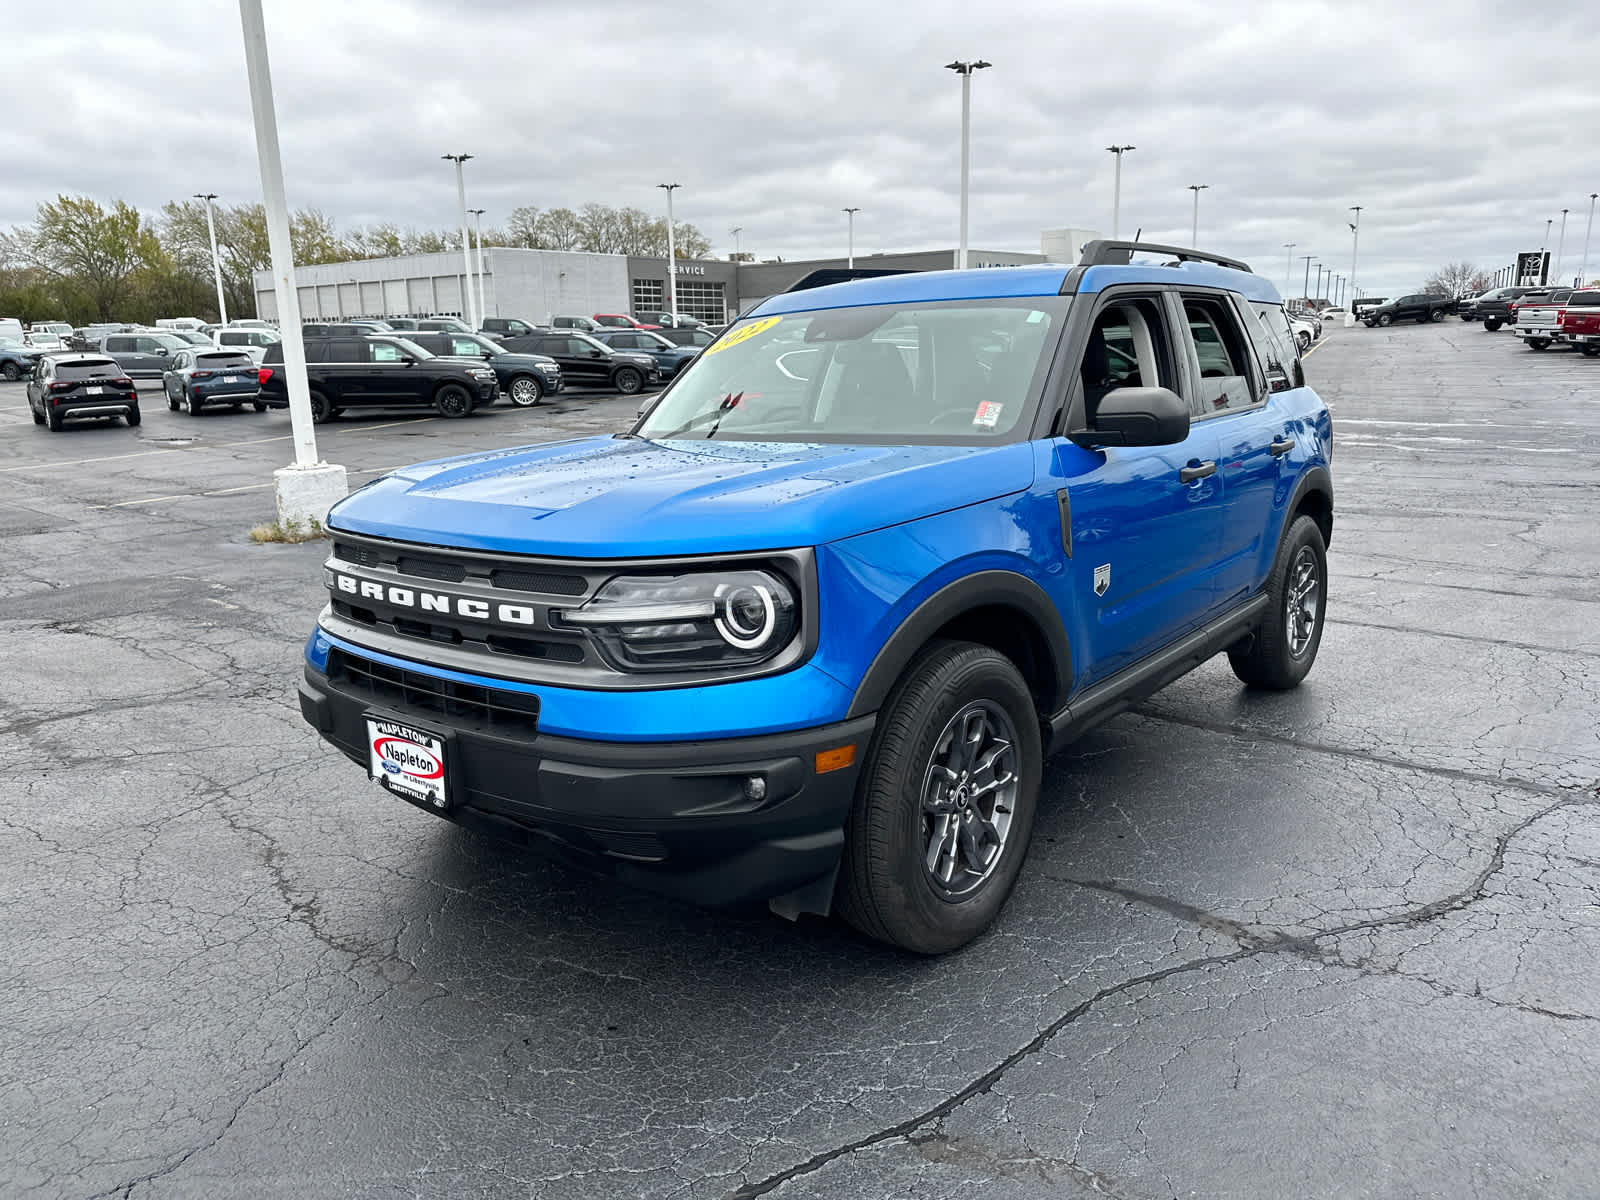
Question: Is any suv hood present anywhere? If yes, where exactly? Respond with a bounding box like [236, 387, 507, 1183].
[329, 434, 1036, 556]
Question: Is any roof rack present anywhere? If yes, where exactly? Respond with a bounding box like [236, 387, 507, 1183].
[783, 267, 916, 293]
[1078, 240, 1251, 274]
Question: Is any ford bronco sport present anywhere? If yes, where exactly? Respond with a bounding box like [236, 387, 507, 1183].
[298, 241, 1334, 954]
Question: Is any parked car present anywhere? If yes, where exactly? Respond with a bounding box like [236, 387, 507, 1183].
[227, 319, 274, 329]
[214, 326, 282, 364]
[1362, 294, 1453, 326]
[634, 312, 708, 329]
[30, 321, 75, 341]
[25, 353, 139, 429]
[167, 330, 216, 347]
[23, 330, 67, 353]
[1287, 314, 1316, 352]
[382, 318, 421, 331]
[480, 316, 543, 341]
[348, 319, 392, 333]
[1349, 297, 1388, 321]
[1556, 289, 1600, 355]
[655, 326, 720, 349]
[161, 348, 269, 415]
[418, 317, 474, 333]
[1469, 286, 1537, 331]
[1512, 288, 1575, 350]
[402, 331, 564, 406]
[258, 335, 498, 422]
[549, 315, 601, 333]
[0, 337, 43, 381]
[302, 323, 379, 337]
[298, 243, 1333, 953]
[0, 318, 25, 343]
[96, 331, 190, 377]
[501, 330, 659, 394]
[593, 313, 659, 330]
[591, 328, 701, 379]
[155, 317, 206, 332]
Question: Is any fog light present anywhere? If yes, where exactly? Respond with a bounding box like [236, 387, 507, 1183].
[743, 776, 767, 801]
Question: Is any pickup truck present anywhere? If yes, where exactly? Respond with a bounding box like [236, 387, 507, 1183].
[1362, 293, 1454, 327]
[1512, 288, 1574, 349]
[1556, 289, 1600, 355]
[1474, 286, 1540, 331]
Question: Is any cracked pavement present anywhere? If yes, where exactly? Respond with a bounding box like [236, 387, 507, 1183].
[3, 322, 1598, 1198]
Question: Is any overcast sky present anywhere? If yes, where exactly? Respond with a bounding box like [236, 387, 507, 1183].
[3, 0, 1597, 296]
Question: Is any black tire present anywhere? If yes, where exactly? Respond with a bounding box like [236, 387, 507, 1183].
[187, 388, 204, 416]
[507, 374, 544, 407]
[434, 383, 476, 418]
[125, 405, 140, 427]
[1526, 338, 1550, 351]
[1228, 514, 1327, 691]
[1376, 313, 1393, 327]
[1581, 345, 1600, 357]
[613, 366, 643, 395]
[31, 404, 44, 425]
[167, 387, 179, 411]
[1, 361, 19, 382]
[1296, 331, 1312, 352]
[1484, 319, 1502, 331]
[1429, 309, 1445, 322]
[253, 400, 268, 412]
[837, 641, 1042, 955]
[309, 390, 336, 424]
[48, 406, 62, 431]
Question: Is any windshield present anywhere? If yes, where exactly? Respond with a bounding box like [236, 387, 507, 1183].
[634, 298, 1065, 445]
[386, 337, 435, 359]
[0, 338, 25, 350]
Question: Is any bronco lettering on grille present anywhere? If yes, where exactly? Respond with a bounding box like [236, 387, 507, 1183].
[330, 571, 537, 625]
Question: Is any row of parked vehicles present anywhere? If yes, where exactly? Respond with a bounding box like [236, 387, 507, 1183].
[1456, 285, 1600, 352]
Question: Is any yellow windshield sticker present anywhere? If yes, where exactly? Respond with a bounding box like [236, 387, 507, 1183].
[703, 315, 781, 355]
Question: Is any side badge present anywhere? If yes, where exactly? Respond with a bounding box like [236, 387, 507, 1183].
[1093, 564, 1111, 597]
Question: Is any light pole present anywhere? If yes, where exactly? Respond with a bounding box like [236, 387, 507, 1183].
[468, 208, 486, 325]
[1315, 263, 1323, 303]
[1283, 242, 1296, 293]
[843, 207, 860, 268]
[442, 154, 477, 328]
[1106, 144, 1135, 241]
[193, 192, 228, 325]
[238, 0, 345, 525]
[1187, 184, 1208, 247]
[1581, 194, 1598, 288]
[1300, 255, 1314, 306]
[1346, 206, 1362, 328]
[730, 226, 743, 261]
[1554, 208, 1570, 286]
[658, 183, 681, 320]
[946, 59, 991, 269]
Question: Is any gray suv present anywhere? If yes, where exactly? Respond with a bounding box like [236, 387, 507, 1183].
[99, 331, 189, 377]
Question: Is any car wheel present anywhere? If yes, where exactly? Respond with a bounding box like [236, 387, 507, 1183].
[187, 388, 204, 416]
[1484, 319, 1502, 331]
[1526, 338, 1550, 351]
[167, 387, 180, 411]
[507, 374, 544, 407]
[837, 640, 1042, 955]
[1376, 313, 1393, 327]
[1227, 514, 1327, 691]
[1429, 309, 1445, 322]
[309, 390, 336, 424]
[47, 406, 63, 432]
[253, 400, 268, 412]
[32, 405, 45, 425]
[1, 361, 19, 382]
[125, 405, 141, 427]
[434, 383, 476, 418]
[1297, 331, 1312, 352]
[1581, 345, 1600, 357]
[613, 367, 643, 395]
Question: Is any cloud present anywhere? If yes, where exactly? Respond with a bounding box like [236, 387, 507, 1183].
[2, 0, 1597, 294]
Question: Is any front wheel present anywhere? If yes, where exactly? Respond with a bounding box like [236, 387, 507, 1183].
[1228, 514, 1327, 690]
[1429, 309, 1445, 322]
[507, 374, 544, 407]
[1376, 313, 1393, 327]
[434, 383, 476, 418]
[613, 367, 643, 395]
[837, 641, 1042, 955]
[1297, 331, 1312, 352]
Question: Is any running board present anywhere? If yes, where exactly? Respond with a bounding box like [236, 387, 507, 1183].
[1045, 594, 1269, 755]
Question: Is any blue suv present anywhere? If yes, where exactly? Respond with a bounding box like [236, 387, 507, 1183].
[298, 241, 1333, 954]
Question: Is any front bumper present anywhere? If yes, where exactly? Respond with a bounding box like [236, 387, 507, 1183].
[298, 657, 874, 908]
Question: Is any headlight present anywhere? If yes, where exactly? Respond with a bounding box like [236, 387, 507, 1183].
[561, 570, 798, 672]
[470, 368, 495, 379]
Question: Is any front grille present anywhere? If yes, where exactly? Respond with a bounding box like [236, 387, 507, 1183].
[491, 568, 585, 595]
[397, 555, 467, 583]
[333, 541, 381, 568]
[328, 649, 540, 737]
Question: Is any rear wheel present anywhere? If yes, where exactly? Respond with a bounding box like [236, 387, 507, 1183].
[1297, 331, 1312, 352]
[434, 383, 475, 418]
[1, 361, 19, 382]
[1228, 515, 1327, 690]
[613, 367, 643, 395]
[1526, 338, 1550, 350]
[1582, 345, 1600, 357]
[1429, 309, 1445, 322]
[1484, 318, 1502, 331]
[837, 641, 1042, 954]
[507, 374, 544, 407]
[187, 388, 204, 416]
[47, 406, 62, 432]
[253, 400, 268, 412]
[1376, 313, 1393, 327]
[309, 390, 336, 424]
[125, 405, 141, 427]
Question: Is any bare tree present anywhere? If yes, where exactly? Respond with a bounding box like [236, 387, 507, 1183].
[1422, 262, 1482, 299]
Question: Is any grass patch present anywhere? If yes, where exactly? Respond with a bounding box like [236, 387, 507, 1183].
[249, 516, 328, 544]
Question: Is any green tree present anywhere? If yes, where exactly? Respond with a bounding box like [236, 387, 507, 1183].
[23, 195, 164, 319]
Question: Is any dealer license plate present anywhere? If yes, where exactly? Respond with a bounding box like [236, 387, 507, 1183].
[225, 375, 239, 383]
[86, 385, 103, 394]
[367, 717, 448, 809]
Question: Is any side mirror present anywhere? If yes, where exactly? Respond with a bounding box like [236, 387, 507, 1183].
[400, 355, 417, 365]
[157, 347, 169, 356]
[1070, 386, 1190, 448]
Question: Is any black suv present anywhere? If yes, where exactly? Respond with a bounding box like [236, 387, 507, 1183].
[501, 331, 659, 394]
[259, 335, 499, 422]
[1362, 293, 1454, 327]
[26, 353, 139, 430]
[403, 331, 564, 406]
[479, 317, 542, 341]
[1471, 286, 1540, 332]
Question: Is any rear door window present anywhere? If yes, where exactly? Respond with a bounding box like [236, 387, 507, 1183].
[1182, 296, 1260, 415]
[328, 339, 366, 362]
[1247, 302, 1303, 393]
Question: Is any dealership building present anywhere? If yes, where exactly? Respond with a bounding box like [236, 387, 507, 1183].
[250, 233, 1092, 328]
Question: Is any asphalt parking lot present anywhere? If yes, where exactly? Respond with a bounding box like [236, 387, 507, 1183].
[5, 324, 1598, 1199]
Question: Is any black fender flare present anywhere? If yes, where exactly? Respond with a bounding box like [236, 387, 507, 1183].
[1285, 465, 1334, 547]
[844, 570, 1073, 720]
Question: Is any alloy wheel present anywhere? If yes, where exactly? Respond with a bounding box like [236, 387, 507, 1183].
[919, 700, 1020, 898]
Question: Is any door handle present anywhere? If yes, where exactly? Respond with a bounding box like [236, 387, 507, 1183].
[1179, 461, 1217, 483]
[1269, 437, 1295, 457]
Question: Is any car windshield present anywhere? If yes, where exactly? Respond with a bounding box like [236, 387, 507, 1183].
[634, 298, 1065, 445]
[387, 337, 435, 359]
[0, 338, 25, 350]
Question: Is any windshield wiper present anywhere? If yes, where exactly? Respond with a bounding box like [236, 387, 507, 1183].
[651, 392, 744, 440]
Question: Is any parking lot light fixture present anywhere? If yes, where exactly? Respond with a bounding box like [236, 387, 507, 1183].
[1186, 184, 1208, 246]
[658, 183, 681, 319]
[843, 207, 860, 268]
[468, 208, 487, 324]
[442, 154, 477, 329]
[1582, 195, 1597, 288]
[1346, 206, 1362, 328]
[946, 60, 991, 269]
[1283, 242, 1296, 292]
[194, 192, 228, 325]
[1105, 144, 1135, 241]
[1554, 208, 1569, 286]
[1300, 255, 1314, 307]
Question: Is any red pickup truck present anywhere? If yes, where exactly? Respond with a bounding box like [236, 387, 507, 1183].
[1556, 289, 1600, 356]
